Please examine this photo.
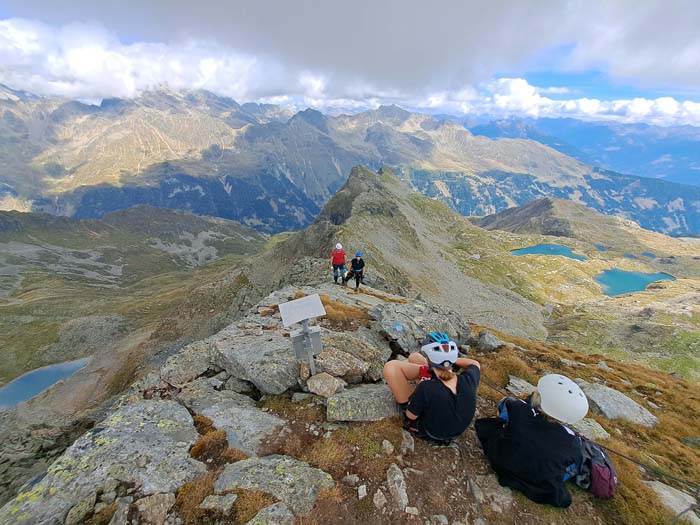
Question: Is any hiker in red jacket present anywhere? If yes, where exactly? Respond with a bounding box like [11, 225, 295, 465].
[330, 243, 346, 284]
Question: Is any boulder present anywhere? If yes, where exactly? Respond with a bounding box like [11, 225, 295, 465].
[136, 493, 175, 524]
[373, 489, 388, 510]
[319, 333, 386, 382]
[682, 437, 700, 448]
[314, 348, 369, 383]
[570, 418, 611, 441]
[0, 400, 205, 525]
[326, 384, 401, 422]
[201, 401, 285, 456]
[200, 494, 238, 515]
[506, 376, 535, 397]
[576, 380, 659, 427]
[471, 474, 513, 514]
[473, 331, 503, 352]
[225, 377, 257, 395]
[177, 377, 256, 413]
[210, 330, 298, 395]
[644, 481, 700, 525]
[306, 373, 346, 398]
[400, 430, 415, 455]
[65, 493, 96, 525]
[370, 302, 471, 353]
[214, 455, 334, 515]
[386, 463, 409, 510]
[160, 341, 211, 386]
[245, 502, 295, 525]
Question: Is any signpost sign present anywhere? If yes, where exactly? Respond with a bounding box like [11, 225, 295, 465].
[279, 294, 326, 375]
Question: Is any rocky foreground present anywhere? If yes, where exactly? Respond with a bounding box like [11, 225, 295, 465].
[1, 283, 699, 524]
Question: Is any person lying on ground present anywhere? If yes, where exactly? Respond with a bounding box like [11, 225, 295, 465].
[475, 374, 589, 508]
[383, 332, 480, 445]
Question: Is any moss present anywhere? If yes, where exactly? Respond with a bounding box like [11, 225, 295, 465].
[190, 430, 228, 463]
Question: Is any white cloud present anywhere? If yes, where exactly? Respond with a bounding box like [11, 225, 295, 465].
[2, 18, 700, 126]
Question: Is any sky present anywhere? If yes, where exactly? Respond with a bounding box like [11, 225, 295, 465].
[2, 0, 700, 125]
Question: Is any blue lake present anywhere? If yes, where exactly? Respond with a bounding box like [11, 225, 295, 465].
[595, 245, 608, 252]
[624, 254, 638, 260]
[595, 269, 675, 296]
[641, 252, 657, 259]
[511, 243, 587, 261]
[0, 358, 90, 410]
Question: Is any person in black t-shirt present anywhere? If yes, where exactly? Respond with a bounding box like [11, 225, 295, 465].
[475, 374, 589, 508]
[343, 251, 366, 290]
[383, 332, 480, 444]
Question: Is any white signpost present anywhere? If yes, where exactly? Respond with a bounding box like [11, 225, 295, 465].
[279, 294, 326, 375]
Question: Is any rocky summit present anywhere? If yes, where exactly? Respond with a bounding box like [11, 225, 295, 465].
[1, 278, 699, 525]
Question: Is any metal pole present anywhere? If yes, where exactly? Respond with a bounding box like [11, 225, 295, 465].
[301, 319, 316, 375]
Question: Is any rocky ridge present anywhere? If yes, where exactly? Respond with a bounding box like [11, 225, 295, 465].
[1, 281, 698, 525]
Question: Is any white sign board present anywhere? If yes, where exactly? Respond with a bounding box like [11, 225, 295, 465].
[279, 294, 326, 327]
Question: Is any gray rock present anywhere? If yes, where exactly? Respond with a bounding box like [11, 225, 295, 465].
[214, 455, 334, 515]
[201, 401, 285, 456]
[473, 331, 503, 352]
[560, 358, 585, 368]
[291, 393, 313, 403]
[382, 439, 395, 455]
[405, 506, 419, 515]
[597, 361, 613, 372]
[199, 494, 238, 514]
[315, 346, 369, 383]
[358, 484, 367, 499]
[108, 498, 131, 525]
[306, 373, 346, 398]
[245, 502, 295, 525]
[161, 341, 211, 386]
[400, 430, 415, 455]
[210, 330, 298, 395]
[386, 463, 409, 511]
[472, 474, 513, 514]
[576, 379, 659, 427]
[370, 301, 472, 353]
[65, 493, 96, 525]
[225, 377, 256, 395]
[430, 515, 449, 525]
[682, 437, 700, 448]
[136, 493, 175, 525]
[506, 376, 536, 397]
[644, 481, 700, 525]
[342, 474, 360, 486]
[373, 489, 387, 510]
[327, 384, 401, 422]
[176, 377, 256, 413]
[0, 401, 205, 525]
[570, 418, 611, 441]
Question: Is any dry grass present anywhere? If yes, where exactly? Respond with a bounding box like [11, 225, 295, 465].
[221, 447, 248, 463]
[191, 430, 227, 463]
[175, 472, 217, 525]
[292, 290, 371, 330]
[259, 395, 325, 424]
[229, 489, 276, 524]
[193, 415, 215, 435]
[469, 323, 700, 525]
[359, 288, 408, 303]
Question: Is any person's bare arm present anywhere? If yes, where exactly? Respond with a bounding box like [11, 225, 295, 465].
[455, 357, 480, 370]
[405, 409, 418, 420]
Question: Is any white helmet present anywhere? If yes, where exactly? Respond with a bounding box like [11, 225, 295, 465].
[420, 332, 458, 368]
[335, 243, 342, 250]
[537, 374, 589, 424]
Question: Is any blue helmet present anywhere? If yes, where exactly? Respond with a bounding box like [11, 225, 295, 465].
[356, 252, 362, 257]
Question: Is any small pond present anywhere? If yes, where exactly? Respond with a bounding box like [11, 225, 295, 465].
[595, 245, 608, 252]
[0, 357, 90, 410]
[511, 243, 587, 261]
[595, 269, 675, 296]
[641, 252, 657, 259]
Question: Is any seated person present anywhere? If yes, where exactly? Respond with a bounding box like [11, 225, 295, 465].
[475, 374, 588, 508]
[383, 332, 481, 444]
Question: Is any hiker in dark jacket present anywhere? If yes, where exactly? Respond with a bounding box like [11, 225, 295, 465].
[344, 251, 365, 291]
[475, 374, 589, 508]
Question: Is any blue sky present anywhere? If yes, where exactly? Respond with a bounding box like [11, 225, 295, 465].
[1, 1, 699, 125]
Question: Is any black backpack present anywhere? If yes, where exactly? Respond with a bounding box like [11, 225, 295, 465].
[575, 434, 618, 499]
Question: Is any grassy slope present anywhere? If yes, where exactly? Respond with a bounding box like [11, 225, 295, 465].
[0, 207, 266, 384]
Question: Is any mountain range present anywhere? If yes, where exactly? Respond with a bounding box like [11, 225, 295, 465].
[469, 116, 700, 187]
[2, 84, 700, 235]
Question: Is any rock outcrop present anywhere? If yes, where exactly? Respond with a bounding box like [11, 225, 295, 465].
[214, 455, 334, 515]
[576, 379, 659, 428]
[326, 384, 401, 422]
[0, 400, 205, 524]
